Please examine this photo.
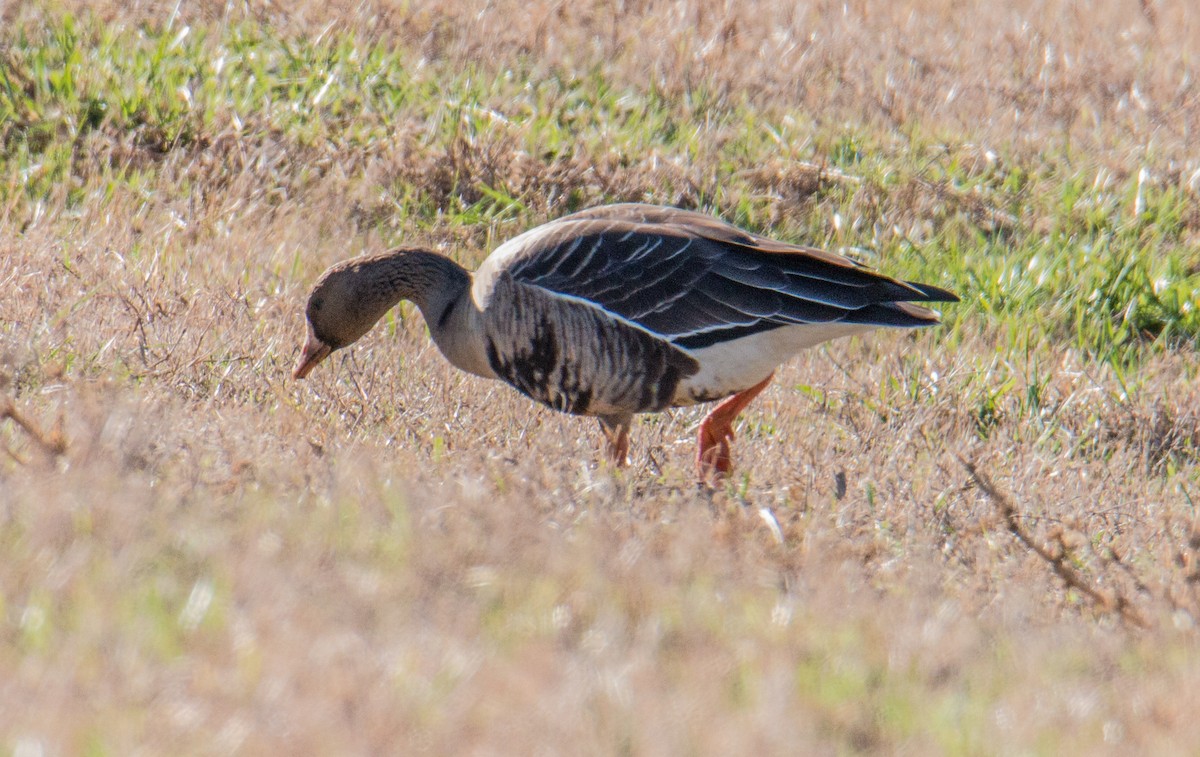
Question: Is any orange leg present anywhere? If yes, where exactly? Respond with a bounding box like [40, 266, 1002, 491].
[598, 415, 631, 467]
[696, 373, 775, 484]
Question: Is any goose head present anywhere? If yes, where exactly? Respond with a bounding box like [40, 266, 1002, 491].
[292, 256, 415, 379]
[292, 249, 472, 380]
[293, 257, 402, 379]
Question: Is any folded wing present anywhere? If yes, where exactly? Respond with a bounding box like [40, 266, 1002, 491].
[503, 203, 958, 351]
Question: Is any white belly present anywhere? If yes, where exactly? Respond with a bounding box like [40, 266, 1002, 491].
[671, 322, 875, 405]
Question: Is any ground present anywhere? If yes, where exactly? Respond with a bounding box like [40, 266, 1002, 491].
[3, 1, 1200, 753]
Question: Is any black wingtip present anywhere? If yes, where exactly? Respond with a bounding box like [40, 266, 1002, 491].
[905, 281, 960, 303]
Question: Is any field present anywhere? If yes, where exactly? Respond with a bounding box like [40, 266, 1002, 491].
[3, 0, 1200, 752]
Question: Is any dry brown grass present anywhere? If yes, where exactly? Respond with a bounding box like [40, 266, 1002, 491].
[4, 0, 1200, 753]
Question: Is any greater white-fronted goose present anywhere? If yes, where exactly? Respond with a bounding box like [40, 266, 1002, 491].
[294, 203, 957, 482]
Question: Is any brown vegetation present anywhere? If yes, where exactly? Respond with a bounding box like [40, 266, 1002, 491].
[3, 0, 1200, 752]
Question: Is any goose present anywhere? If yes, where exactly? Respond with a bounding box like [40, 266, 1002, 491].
[293, 203, 957, 483]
